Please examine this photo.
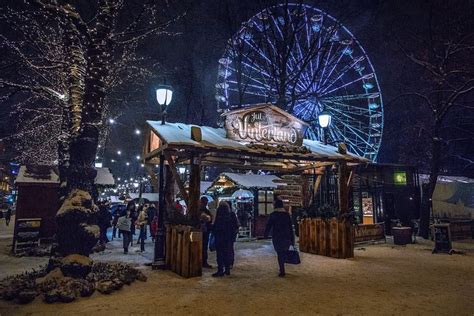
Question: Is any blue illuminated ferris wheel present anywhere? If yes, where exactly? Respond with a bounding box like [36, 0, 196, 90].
[216, 3, 383, 161]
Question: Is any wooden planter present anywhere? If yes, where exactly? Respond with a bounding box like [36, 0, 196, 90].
[299, 218, 354, 259]
[165, 224, 203, 278]
[392, 227, 412, 245]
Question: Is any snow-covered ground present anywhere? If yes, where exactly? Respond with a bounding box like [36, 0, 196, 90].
[1, 217, 473, 315]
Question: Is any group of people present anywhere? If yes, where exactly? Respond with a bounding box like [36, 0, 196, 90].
[200, 196, 295, 278]
[96, 200, 158, 254]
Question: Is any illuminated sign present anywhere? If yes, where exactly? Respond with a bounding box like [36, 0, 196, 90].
[223, 104, 307, 146]
[394, 171, 407, 186]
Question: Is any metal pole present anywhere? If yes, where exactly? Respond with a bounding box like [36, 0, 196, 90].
[153, 154, 166, 267]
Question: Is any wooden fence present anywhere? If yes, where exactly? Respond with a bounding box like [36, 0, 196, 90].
[299, 218, 354, 258]
[165, 224, 203, 278]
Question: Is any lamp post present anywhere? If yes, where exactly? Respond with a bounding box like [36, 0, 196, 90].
[155, 85, 173, 125]
[318, 110, 333, 205]
[318, 110, 332, 145]
[154, 84, 173, 268]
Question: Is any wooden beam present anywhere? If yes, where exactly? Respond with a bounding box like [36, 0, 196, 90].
[164, 152, 189, 207]
[338, 162, 349, 214]
[188, 154, 201, 223]
[346, 170, 354, 189]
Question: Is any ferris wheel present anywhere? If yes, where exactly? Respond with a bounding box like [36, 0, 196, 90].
[216, 3, 383, 161]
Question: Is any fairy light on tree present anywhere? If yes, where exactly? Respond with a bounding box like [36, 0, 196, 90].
[0, 0, 182, 257]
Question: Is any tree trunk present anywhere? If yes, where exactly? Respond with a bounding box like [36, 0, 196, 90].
[419, 120, 442, 238]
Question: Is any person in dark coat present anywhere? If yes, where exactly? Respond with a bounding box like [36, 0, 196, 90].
[146, 204, 157, 238]
[264, 198, 295, 277]
[212, 201, 235, 277]
[127, 202, 137, 244]
[97, 202, 112, 243]
[5, 208, 12, 226]
[199, 196, 213, 268]
[229, 209, 239, 268]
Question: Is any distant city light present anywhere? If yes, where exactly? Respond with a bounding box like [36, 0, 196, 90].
[117, 150, 122, 155]
[111, 159, 115, 163]
[136, 155, 140, 160]
[126, 162, 130, 166]
[108, 118, 115, 124]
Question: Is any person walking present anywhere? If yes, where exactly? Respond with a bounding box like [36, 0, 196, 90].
[136, 206, 148, 252]
[5, 207, 12, 226]
[112, 206, 121, 240]
[117, 209, 132, 254]
[264, 198, 295, 277]
[126, 202, 137, 245]
[199, 197, 213, 268]
[212, 201, 235, 277]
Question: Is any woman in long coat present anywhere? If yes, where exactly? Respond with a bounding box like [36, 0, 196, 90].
[212, 201, 238, 277]
[264, 198, 295, 277]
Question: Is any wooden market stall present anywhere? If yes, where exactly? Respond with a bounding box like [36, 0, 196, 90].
[206, 172, 282, 238]
[142, 104, 369, 273]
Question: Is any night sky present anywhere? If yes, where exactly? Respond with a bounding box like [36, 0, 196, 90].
[1, 0, 473, 179]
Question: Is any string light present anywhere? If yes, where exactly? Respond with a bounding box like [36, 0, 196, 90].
[135, 129, 141, 135]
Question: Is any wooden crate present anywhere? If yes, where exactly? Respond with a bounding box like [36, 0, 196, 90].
[165, 225, 202, 278]
[299, 218, 354, 259]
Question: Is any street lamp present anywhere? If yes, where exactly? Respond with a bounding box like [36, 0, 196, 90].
[318, 110, 332, 145]
[156, 85, 173, 125]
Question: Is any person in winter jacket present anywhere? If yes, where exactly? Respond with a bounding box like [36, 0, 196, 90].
[229, 210, 240, 268]
[112, 206, 121, 240]
[199, 196, 213, 268]
[117, 209, 132, 254]
[212, 201, 238, 277]
[150, 215, 158, 242]
[127, 202, 137, 244]
[5, 208, 12, 226]
[136, 206, 148, 252]
[146, 204, 157, 238]
[97, 202, 112, 243]
[264, 198, 295, 277]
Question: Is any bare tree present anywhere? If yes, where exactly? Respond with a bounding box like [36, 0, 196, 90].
[395, 1, 474, 238]
[0, 0, 179, 197]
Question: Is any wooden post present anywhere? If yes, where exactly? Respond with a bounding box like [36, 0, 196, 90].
[338, 162, 349, 214]
[144, 163, 159, 192]
[164, 152, 189, 207]
[188, 154, 201, 223]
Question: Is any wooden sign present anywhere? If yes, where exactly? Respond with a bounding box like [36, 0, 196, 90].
[223, 104, 308, 146]
[432, 224, 454, 255]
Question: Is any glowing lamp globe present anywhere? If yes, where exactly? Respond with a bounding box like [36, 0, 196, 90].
[155, 86, 173, 106]
[318, 111, 332, 128]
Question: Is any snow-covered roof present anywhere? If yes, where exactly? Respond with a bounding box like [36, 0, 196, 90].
[200, 181, 213, 194]
[147, 121, 248, 150]
[129, 193, 159, 202]
[16, 165, 115, 186]
[146, 121, 368, 163]
[95, 168, 115, 186]
[419, 174, 474, 184]
[15, 166, 59, 184]
[222, 172, 281, 189]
